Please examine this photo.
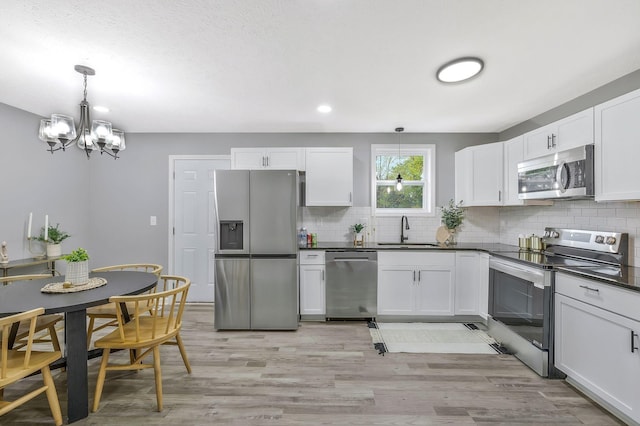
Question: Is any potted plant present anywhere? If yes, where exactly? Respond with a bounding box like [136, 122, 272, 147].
[63, 247, 90, 286]
[351, 223, 366, 246]
[36, 223, 70, 258]
[439, 199, 465, 244]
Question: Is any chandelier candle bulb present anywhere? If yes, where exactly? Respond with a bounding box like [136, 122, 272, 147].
[27, 212, 32, 239]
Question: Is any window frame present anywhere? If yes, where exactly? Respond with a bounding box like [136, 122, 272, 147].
[371, 144, 436, 216]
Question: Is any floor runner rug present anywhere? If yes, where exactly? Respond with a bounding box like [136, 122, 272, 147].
[369, 322, 501, 355]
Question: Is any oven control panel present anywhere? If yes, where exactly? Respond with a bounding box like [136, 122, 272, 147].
[543, 227, 627, 254]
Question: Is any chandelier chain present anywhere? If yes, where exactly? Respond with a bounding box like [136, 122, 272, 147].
[83, 73, 88, 102]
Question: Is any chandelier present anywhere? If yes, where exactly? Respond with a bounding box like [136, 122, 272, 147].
[38, 65, 125, 159]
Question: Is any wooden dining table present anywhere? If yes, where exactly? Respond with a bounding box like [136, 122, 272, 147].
[0, 270, 158, 423]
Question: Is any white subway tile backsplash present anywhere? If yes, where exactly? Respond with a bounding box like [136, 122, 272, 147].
[301, 199, 640, 266]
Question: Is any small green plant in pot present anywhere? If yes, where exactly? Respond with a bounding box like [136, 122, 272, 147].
[64, 248, 90, 286]
[439, 199, 465, 245]
[351, 223, 366, 234]
[36, 223, 70, 244]
[36, 223, 70, 258]
[351, 223, 366, 246]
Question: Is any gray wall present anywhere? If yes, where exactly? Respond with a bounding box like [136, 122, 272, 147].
[0, 103, 92, 274]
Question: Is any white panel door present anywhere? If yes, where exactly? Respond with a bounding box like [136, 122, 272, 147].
[174, 158, 230, 302]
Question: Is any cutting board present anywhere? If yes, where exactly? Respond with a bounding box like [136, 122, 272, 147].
[435, 226, 450, 244]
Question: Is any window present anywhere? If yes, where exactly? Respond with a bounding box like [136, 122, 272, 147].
[371, 144, 435, 216]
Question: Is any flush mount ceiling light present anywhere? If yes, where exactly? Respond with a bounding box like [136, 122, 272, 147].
[317, 104, 332, 113]
[436, 57, 484, 83]
[38, 65, 125, 159]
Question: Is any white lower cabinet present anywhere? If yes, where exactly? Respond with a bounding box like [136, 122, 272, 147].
[299, 251, 325, 317]
[555, 273, 640, 424]
[378, 252, 455, 316]
[454, 251, 489, 316]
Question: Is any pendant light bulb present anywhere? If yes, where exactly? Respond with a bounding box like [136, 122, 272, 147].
[395, 127, 404, 191]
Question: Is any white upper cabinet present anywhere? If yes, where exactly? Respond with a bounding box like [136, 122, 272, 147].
[231, 147, 305, 170]
[455, 142, 504, 206]
[523, 108, 594, 160]
[503, 135, 525, 206]
[595, 88, 640, 201]
[305, 147, 353, 206]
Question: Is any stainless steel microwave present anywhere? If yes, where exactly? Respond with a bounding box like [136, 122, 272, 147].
[517, 144, 594, 200]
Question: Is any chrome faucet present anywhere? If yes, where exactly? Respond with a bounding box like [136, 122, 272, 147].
[400, 215, 410, 243]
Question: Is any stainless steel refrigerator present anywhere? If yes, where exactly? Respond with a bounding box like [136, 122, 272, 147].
[213, 169, 298, 330]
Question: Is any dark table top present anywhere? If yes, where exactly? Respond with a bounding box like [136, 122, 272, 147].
[0, 271, 158, 316]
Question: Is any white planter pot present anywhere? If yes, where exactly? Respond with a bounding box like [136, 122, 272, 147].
[66, 260, 89, 285]
[46, 243, 62, 258]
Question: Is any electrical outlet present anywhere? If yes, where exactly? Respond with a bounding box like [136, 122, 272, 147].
[150, 216, 157, 226]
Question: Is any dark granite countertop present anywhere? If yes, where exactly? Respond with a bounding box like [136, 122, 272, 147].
[300, 241, 521, 252]
[300, 241, 640, 292]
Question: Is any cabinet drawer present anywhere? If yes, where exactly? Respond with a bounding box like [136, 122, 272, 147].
[379, 251, 455, 267]
[299, 251, 325, 264]
[556, 272, 640, 321]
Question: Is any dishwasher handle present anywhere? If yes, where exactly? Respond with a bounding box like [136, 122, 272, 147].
[333, 258, 370, 262]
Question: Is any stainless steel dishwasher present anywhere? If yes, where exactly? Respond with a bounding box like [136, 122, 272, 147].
[325, 250, 377, 319]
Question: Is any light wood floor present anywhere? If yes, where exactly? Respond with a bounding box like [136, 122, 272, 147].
[2, 304, 623, 425]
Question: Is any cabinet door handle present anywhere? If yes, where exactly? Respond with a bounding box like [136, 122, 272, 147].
[579, 284, 600, 293]
[266, 156, 270, 167]
[262, 156, 266, 167]
[413, 270, 416, 282]
[632, 331, 639, 353]
[547, 135, 551, 149]
[322, 270, 324, 281]
[551, 134, 557, 148]
[418, 270, 421, 282]
[349, 192, 352, 202]
[498, 190, 502, 202]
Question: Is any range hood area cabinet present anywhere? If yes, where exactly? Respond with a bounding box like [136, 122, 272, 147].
[231, 147, 305, 170]
[304, 147, 353, 206]
[523, 108, 594, 160]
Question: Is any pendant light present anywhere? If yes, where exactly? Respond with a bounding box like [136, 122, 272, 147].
[395, 127, 404, 191]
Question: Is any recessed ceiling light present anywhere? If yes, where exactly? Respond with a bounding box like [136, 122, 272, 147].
[317, 104, 332, 113]
[93, 105, 110, 113]
[436, 57, 484, 83]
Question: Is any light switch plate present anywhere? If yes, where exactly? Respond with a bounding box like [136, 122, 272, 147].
[150, 216, 157, 226]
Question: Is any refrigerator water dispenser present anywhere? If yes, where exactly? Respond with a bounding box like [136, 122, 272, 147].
[220, 220, 244, 250]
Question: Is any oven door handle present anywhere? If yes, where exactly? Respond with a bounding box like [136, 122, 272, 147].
[490, 258, 546, 285]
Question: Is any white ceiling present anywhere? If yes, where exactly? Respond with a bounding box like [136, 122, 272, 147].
[2, 0, 640, 134]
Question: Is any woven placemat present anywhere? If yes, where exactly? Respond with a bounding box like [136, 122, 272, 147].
[41, 277, 108, 293]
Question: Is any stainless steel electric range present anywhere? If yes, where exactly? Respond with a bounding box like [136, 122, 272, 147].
[488, 227, 628, 377]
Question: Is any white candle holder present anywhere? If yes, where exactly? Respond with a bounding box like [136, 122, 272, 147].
[27, 236, 46, 259]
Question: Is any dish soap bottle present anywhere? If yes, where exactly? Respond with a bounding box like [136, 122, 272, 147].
[298, 227, 308, 247]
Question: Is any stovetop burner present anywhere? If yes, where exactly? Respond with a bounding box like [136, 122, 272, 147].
[497, 228, 629, 283]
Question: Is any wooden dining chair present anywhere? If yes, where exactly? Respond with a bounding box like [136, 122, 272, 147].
[0, 307, 63, 426]
[92, 276, 190, 413]
[0, 274, 62, 352]
[86, 263, 163, 347]
[155, 275, 192, 373]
